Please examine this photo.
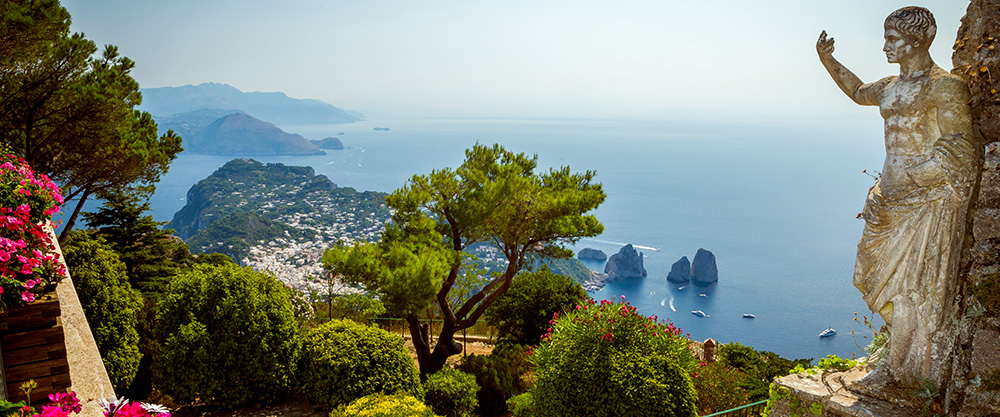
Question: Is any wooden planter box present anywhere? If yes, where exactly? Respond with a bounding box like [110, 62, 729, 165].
[0, 289, 71, 403]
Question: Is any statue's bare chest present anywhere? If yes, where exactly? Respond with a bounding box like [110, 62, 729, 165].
[878, 76, 934, 157]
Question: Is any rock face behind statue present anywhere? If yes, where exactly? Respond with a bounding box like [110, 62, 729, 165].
[604, 244, 646, 280]
[666, 256, 691, 283]
[690, 249, 718, 284]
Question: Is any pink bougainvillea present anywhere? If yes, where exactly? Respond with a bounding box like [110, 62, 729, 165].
[0, 147, 66, 311]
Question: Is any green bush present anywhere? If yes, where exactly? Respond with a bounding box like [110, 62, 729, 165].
[692, 362, 750, 415]
[506, 392, 535, 417]
[153, 264, 300, 407]
[457, 344, 532, 416]
[330, 393, 439, 417]
[298, 319, 421, 411]
[424, 368, 478, 417]
[716, 342, 812, 401]
[532, 297, 698, 417]
[484, 266, 587, 345]
[62, 231, 143, 393]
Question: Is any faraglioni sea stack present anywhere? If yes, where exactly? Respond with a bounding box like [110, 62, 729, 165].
[690, 248, 718, 284]
[666, 256, 691, 283]
[604, 244, 646, 280]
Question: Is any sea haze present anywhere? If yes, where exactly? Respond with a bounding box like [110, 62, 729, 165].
[147, 117, 887, 363]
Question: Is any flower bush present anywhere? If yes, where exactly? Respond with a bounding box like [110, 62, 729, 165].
[0, 384, 81, 417]
[330, 393, 439, 417]
[531, 296, 699, 417]
[97, 397, 170, 417]
[0, 146, 65, 311]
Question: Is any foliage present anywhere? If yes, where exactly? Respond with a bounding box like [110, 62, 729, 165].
[529, 255, 594, 286]
[532, 297, 698, 417]
[715, 342, 812, 401]
[0, 383, 81, 417]
[982, 368, 1000, 391]
[330, 292, 387, 319]
[330, 393, 439, 417]
[506, 393, 535, 417]
[692, 362, 751, 415]
[911, 377, 942, 414]
[324, 143, 605, 374]
[0, 0, 182, 238]
[297, 319, 421, 411]
[423, 368, 479, 417]
[82, 191, 187, 294]
[153, 264, 300, 407]
[484, 266, 587, 345]
[0, 146, 65, 310]
[816, 354, 857, 372]
[457, 344, 532, 416]
[61, 231, 143, 393]
[975, 273, 1000, 316]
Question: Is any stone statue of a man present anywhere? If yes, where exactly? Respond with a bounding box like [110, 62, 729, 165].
[817, 7, 980, 385]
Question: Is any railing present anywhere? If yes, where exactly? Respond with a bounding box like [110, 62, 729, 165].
[701, 400, 768, 417]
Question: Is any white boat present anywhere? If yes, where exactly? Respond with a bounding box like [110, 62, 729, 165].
[699, 293, 708, 298]
[819, 327, 837, 338]
[743, 314, 756, 318]
[691, 310, 709, 318]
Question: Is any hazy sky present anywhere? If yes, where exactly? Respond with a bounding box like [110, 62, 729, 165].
[60, 1, 971, 121]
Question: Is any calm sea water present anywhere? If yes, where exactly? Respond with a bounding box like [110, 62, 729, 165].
[145, 117, 888, 363]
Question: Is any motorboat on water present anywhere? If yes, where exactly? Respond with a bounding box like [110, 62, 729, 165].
[691, 310, 709, 318]
[819, 327, 837, 338]
[743, 314, 756, 318]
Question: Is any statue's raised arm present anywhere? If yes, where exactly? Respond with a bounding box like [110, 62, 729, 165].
[817, 30, 876, 105]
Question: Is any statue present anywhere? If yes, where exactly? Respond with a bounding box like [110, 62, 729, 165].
[817, 7, 980, 385]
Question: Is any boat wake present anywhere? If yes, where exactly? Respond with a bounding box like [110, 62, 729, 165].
[587, 239, 660, 252]
[660, 296, 676, 312]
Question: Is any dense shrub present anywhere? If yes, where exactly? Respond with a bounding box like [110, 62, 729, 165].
[153, 264, 300, 407]
[298, 319, 421, 411]
[532, 297, 698, 417]
[457, 344, 533, 416]
[717, 342, 812, 401]
[62, 231, 142, 393]
[424, 368, 478, 417]
[330, 393, 439, 417]
[484, 266, 587, 345]
[692, 362, 750, 415]
[506, 392, 535, 417]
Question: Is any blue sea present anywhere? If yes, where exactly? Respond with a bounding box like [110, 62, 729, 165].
[144, 117, 887, 363]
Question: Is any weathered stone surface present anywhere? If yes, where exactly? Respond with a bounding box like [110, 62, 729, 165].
[770, 366, 928, 417]
[666, 256, 691, 283]
[690, 248, 718, 284]
[603, 244, 646, 280]
[973, 208, 1000, 240]
[978, 169, 1000, 208]
[577, 247, 607, 262]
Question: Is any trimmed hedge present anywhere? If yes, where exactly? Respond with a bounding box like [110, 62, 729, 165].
[330, 393, 439, 417]
[424, 368, 478, 417]
[153, 264, 300, 407]
[298, 319, 421, 411]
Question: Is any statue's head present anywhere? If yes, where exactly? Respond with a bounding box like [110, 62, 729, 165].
[883, 6, 936, 63]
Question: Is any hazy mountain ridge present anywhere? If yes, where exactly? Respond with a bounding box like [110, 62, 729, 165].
[185, 112, 324, 155]
[140, 82, 363, 126]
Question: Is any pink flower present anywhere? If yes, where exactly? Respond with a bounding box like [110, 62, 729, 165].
[21, 291, 35, 302]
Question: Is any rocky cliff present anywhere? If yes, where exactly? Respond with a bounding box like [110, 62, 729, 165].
[690, 248, 717, 284]
[604, 244, 646, 280]
[577, 248, 607, 262]
[666, 256, 691, 283]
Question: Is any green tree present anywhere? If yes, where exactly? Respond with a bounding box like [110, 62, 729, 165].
[0, 1, 182, 241]
[61, 231, 143, 394]
[323, 144, 604, 375]
[82, 191, 188, 294]
[153, 264, 300, 407]
[484, 266, 587, 346]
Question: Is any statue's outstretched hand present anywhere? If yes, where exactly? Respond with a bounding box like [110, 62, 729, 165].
[817, 30, 835, 58]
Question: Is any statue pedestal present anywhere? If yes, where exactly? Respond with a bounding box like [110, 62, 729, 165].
[769, 366, 931, 417]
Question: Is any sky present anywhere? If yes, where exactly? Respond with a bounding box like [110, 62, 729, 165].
[60, 1, 972, 122]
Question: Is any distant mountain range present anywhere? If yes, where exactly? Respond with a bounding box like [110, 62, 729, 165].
[142, 83, 360, 155]
[140, 82, 363, 126]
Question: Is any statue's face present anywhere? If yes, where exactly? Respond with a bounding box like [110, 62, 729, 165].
[883, 28, 916, 64]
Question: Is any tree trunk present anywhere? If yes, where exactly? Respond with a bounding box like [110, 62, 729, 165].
[58, 188, 92, 244]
